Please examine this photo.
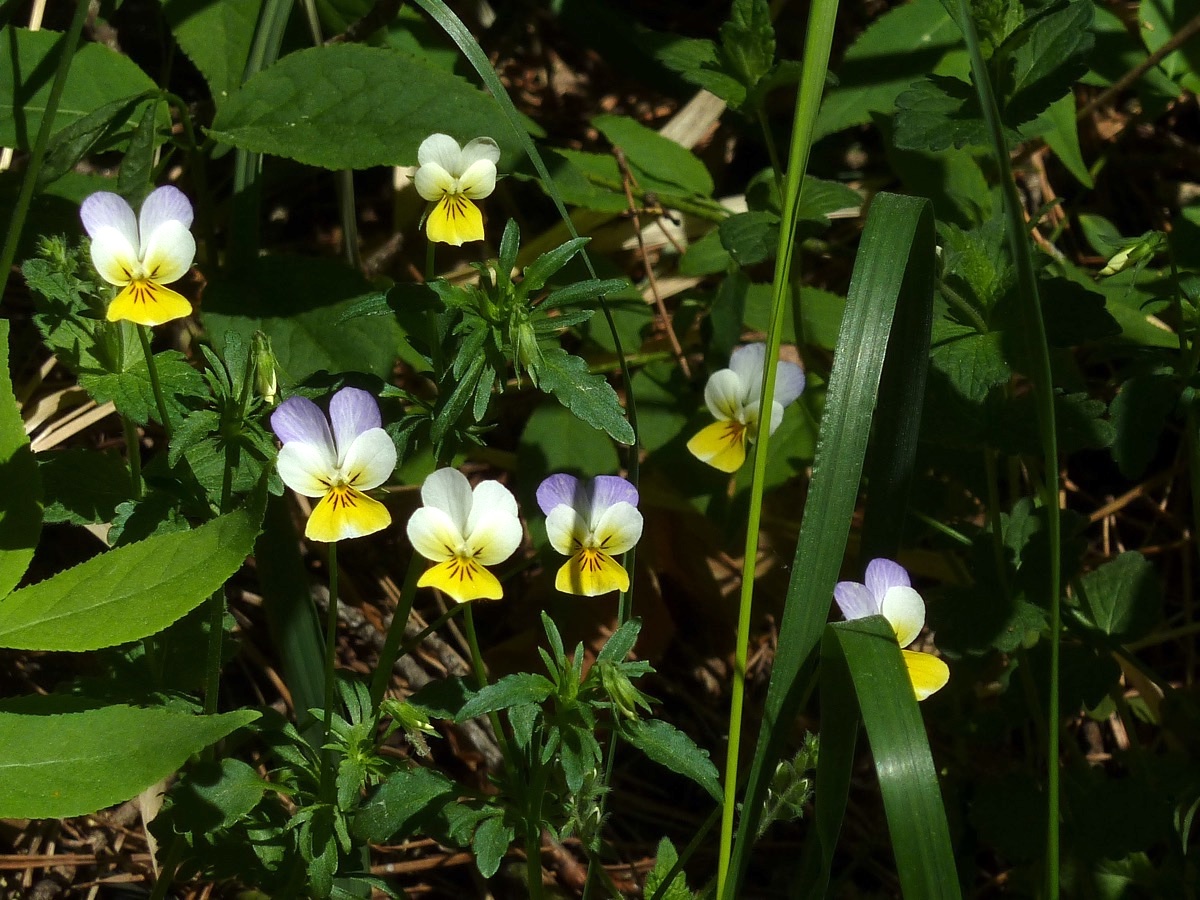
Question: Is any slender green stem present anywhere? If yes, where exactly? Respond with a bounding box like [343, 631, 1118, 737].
[122, 417, 144, 501]
[319, 542, 341, 801]
[370, 553, 424, 708]
[756, 107, 785, 199]
[146, 834, 185, 900]
[525, 744, 548, 900]
[203, 588, 226, 717]
[462, 603, 514, 765]
[136, 326, 174, 440]
[716, 1, 839, 894]
[937, 277, 990, 334]
[954, 1, 1062, 894]
[0, 0, 90, 301]
[425, 240, 436, 282]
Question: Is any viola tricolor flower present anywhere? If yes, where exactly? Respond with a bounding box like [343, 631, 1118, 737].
[80, 185, 197, 326]
[414, 133, 500, 246]
[833, 558, 950, 701]
[537, 474, 643, 596]
[686, 343, 806, 473]
[271, 388, 396, 543]
[407, 468, 522, 603]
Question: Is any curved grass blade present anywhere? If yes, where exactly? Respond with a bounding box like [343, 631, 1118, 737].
[726, 192, 936, 893]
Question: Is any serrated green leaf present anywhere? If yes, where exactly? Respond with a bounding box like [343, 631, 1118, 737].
[521, 237, 589, 295]
[80, 349, 208, 427]
[645, 836, 694, 900]
[0, 496, 264, 650]
[596, 618, 642, 665]
[38, 93, 152, 188]
[160, 0, 264, 105]
[517, 400, 620, 495]
[39, 448, 132, 526]
[353, 766, 458, 842]
[894, 75, 1001, 151]
[929, 325, 1010, 404]
[994, 0, 1094, 126]
[535, 347, 634, 445]
[1079, 551, 1162, 640]
[456, 673, 555, 721]
[592, 114, 714, 196]
[622, 719, 721, 800]
[169, 758, 268, 833]
[116, 99, 161, 198]
[719, 211, 779, 267]
[1109, 373, 1177, 479]
[637, 32, 746, 106]
[472, 813, 514, 878]
[0, 705, 258, 818]
[0, 321, 42, 599]
[208, 43, 524, 170]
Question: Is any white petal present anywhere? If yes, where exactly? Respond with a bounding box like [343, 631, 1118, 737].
[763, 400, 784, 436]
[466, 480, 519, 535]
[729, 344, 767, 400]
[460, 136, 501, 167]
[277, 441, 336, 498]
[414, 161, 456, 201]
[88, 226, 139, 286]
[138, 185, 194, 238]
[140, 220, 195, 284]
[833, 581, 878, 621]
[80, 192, 138, 249]
[417, 133, 464, 175]
[774, 359, 806, 408]
[865, 558, 911, 604]
[592, 501, 642, 556]
[329, 387, 381, 461]
[420, 468, 474, 535]
[340, 428, 396, 490]
[703, 368, 745, 421]
[458, 158, 497, 200]
[545, 505, 588, 556]
[465, 505, 522, 566]
[407, 506, 463, 562]
[881, 585, 925, 648]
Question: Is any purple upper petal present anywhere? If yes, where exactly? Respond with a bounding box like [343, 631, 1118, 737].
[329, 387, 381, 458]
[833, 581, 879, 621]
[536, 473, 581, 517]
[774, 359, 806, 408]
[80, 192, 138, 248]
[271, 396, 334, 454]
[589, 475, 638, 513]
[864, 558, 910, 604]
[138, 185, 194, 239]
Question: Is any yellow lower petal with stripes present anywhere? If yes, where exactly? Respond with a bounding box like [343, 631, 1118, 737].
[418, 556, 503, 603]
[686, 420, 748, 473]
[555, 549, 629, 597]
[106, 279, 193, 327]
[305, 487, 391, 543]
[426, 193, 484, 246]
[902, 649, 950, 701]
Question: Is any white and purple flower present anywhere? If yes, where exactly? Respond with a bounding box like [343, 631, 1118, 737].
[537, 474, 643, 596]
[414, 133, 500, 246]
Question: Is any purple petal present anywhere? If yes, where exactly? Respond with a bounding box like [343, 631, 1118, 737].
[329, 387, 381, 458]
[536, 473, 581, 517]
[864, 558, 910, 605]
[80, 192, 138, 248]
[271, 396, 334, 455]
[589, 475, 638, 513]
[774, 359, 806, 408]
[833, 581, 879, 621]
[138, 185, 194, 239]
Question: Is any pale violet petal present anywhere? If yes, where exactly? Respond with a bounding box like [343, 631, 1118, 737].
[340, 428, 396, 491]
[546, 505, 588, 556]
[703, 368, 745, 421]
[592, 501, 642, 556]
[138, 185, 194, 239]
[833, 581, 878, 621]
[865, 558, 911, 605]
[407, 506, 463, 562]
[420, 468, 474, 535]
[414, 161, 456, 201]
[588, 476, 638, 529]
[536, 473, 582, 517]
[276, 441, 336, 498]
[728, 343, 767, 400]
[329, 387, 381, 460]
[465, 504, 522, 566]
[881, 585, 925, 648]
[458, 158, 497, 200]
[88, 226, 139, 286]
[460, 136, 501, 167]
[80, 192, 138, 250]
[272, 396, 336, 459]
[417, 133, 464, 174]
[774, 359, 806, 408]
[139, 219, 195, 284]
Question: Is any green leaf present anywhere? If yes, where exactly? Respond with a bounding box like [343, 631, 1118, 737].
[80, 349, 208, 427]
[0, 705, 258, 818]
[679, 229, 732, 276]
[0, 321, 42, 599]
[472, 813, 514, 878]
[0, 496, 264, 651]
[38, 93, 152, 188]
[0, 29, 161, 150]
[1109, 373, 1177, 479]
[596, 618, 642, 665]
[1039, 93, 1094, 188]
[39, 448, 132, 526]
[719, 211, 780, 267]
[534, 347, 635, 445]
[622, 719, 721, 801]
[203, 256, 401, 384]
[117, 99, 161, 198]
[929, 325, 1010, 404]
[353, 766, 458, 842]
[894, 75, 1001, 151]
[168, 758, 268, 833]
[719, 0, 776, 97]
[520, 237, 589, 295]
[1079, 551, 1162, 640]
[159, 0, 264, 105]
[208, 43, 525, 170]
[456, 673, 555, 721]
[993, 0, 1094, 127]
[592, 114, 714, 196]
[540, 277, 630, 310]
[645, 837, 694, 900]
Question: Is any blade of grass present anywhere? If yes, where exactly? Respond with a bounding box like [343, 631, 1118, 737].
[724, 192, 936, 895]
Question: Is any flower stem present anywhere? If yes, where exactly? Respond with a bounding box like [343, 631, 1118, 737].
[122, 416, 144, 501]
[136, 326, 174, 441]
[462, 603, 514, 765]
[369, 553, 423, 708]
[319, 542, 341, 802]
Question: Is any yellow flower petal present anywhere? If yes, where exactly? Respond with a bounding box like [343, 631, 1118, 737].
[426, 194, 484, 246]
[305, 486, 391, 543]
[418, 556, 503, 603]
[902, 649, 949, 701]
[105, 280, 193, 327]
[555, 549, 629, 596]
[686, 420, 747, 473]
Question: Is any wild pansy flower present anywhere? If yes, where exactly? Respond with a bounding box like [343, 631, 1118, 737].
[407, 468, 522, 603]
[537, 474, 643, 597]
[414, 133, 500, 246]
[686, 343, 806, 473]
[833, 558, 950, 701]
[271, 387, 396, 543]
[80, 185, 196, 326]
